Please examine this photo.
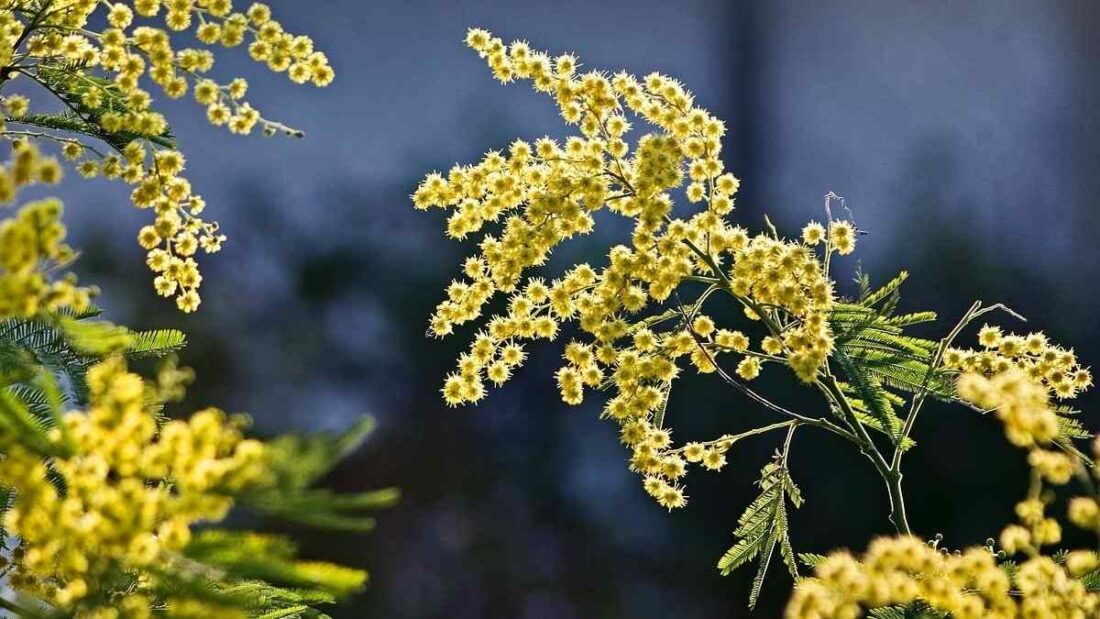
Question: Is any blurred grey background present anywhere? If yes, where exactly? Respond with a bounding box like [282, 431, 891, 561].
[54, 1, 1100, 616]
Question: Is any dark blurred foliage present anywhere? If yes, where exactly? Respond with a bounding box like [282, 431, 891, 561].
[50, 0, 1100, 617]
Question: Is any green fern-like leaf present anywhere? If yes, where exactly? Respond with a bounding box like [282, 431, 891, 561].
[0, 312, 190, 407]
[125, 328, 187, 357]
[827, 273, 959, 455]
[241, 416, 398, 531]
[718, 460, 803, 609]
[835, 350, 903, 442]
[0, 388, 62, 457]
[184, 530, 367, 599]
[1079, 568, 1100, 592]
[797, 552, 827, 570]
[884, 311, 938, 328]
[860, 270, 908, 308]
[258, 416, 377, 491]
[245, 487, 399, 532]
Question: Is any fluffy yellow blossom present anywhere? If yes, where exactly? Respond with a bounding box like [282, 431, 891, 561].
[787, 535, 1098, 619]
[726, 232, 836, 381]
[801, 221, 825, 245]
[736, 356, 761, 380]
[1068, 496, 1100, 530]
[418, 29, 858, 511]
[0, 358, 265, 613]
[0, 196, 96, 318]
[0, 1, 334, 310]
[946, 329, 1091, 402]
[0, 139, 61, 202]
[828, 220, 857, 255]
[956, 369, 1059, 448]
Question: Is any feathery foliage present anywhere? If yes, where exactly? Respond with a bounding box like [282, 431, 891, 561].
[718, 456, 803, 608]
[242, 417, 400, 531]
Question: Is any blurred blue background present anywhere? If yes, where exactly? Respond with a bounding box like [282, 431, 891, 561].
[58, 1, 1100, 616]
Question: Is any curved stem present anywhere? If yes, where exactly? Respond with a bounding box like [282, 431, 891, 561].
[890, 300, 1024, 471]
[1, 128, 107, 157]
[0, 594, 43, 618]
[670, 419, 799, 454]
[873, 299, 1025, 537]
[781, 422, 797, 464]
[819, 372, 911, 534]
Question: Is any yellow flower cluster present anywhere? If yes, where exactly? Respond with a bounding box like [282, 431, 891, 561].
[787, 536, 1014, 619]
[786, 535, 1098, 619]
[788, 369, 1100, 619]
[1066, 439, 1100, 540]
[957, 366, 1079, 556]
[418, 29, 855, 511]
[956, 368, 1061, 448]
[1, 1, 333, 310]
[0, 358, 265, 613]
[2, 1, 332, 133]
[414, 28, 740, 330]
[120, 142, 218, 312]
[0, 142, 97, 316]
[0, 135, 60, 199]
[960, 376, 1072, 559]
[946, 327, 1092, 401]
[726, 231, 836, 381]
[0, 197, 95, 317]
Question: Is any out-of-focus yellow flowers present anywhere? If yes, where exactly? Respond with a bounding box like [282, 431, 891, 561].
[0, 358, 264, 614]
[0, 141, 97, 317]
